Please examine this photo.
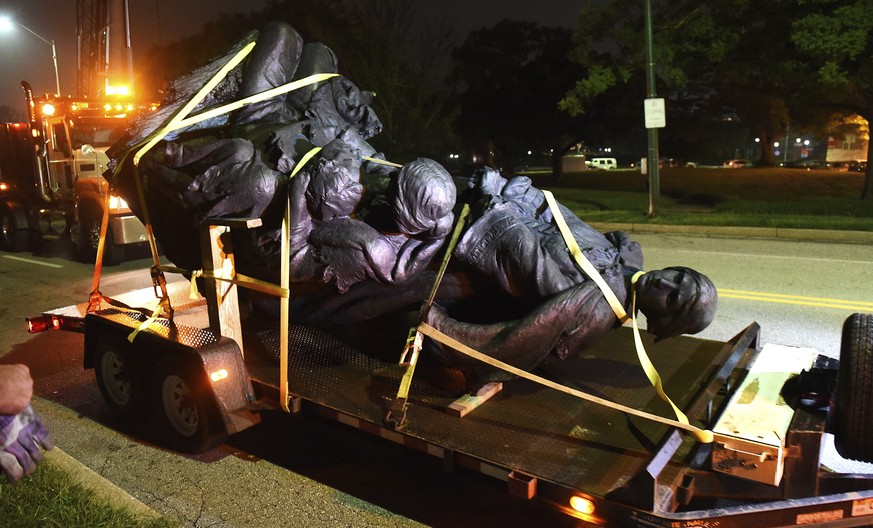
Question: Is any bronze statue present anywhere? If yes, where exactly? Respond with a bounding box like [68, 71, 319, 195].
[107, 21, 718, 388]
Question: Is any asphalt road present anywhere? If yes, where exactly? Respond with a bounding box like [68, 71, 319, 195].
[2, 231, 873, 527]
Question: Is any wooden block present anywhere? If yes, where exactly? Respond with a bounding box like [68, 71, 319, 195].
[447, 382, 502, 418]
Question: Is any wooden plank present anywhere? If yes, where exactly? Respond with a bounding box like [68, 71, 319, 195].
[447, 382, 502, 418]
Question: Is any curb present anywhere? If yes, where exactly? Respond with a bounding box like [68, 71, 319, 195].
[588, 223, 873, 244]
[43, 447, 161, 521]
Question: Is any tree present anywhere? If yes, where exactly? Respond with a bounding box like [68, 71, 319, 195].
[561, 0, 803, 167]
[0, 105, 22, 123]
[340, 0, 459, 162]
[451, 20, 586, 179]
[790, 0, 873, 199]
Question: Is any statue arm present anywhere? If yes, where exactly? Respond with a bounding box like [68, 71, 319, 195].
[388, 235, 445, 284]
[287, 171, 314, 252]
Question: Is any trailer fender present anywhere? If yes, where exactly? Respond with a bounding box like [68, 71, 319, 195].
[83, 315, 259, 436]
[195, 337, 261, 435]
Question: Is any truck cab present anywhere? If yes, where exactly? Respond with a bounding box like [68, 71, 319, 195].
[0, 82, 152, 263]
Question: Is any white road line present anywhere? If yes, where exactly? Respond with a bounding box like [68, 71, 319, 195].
[2, 255, 63, 268]
[648, 247, 873, 266]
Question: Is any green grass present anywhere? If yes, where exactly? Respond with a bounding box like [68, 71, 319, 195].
[528, 167, 873, 231]
[0, 464, 178, 528]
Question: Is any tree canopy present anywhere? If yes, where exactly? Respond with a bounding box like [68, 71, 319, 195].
[560, 0, 873, 197]
[451, 19, 585, 176]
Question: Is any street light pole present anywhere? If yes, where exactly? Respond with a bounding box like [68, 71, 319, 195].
[1, 19, 61, 96]
[644, 0, 660, 217]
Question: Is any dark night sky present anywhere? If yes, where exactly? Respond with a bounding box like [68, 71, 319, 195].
[0, 0, 581, 114]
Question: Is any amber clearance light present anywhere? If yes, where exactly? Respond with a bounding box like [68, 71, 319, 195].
[569, 495, 596, 515]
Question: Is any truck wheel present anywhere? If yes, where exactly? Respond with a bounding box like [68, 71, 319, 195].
[94, 336, 146, 419]
[833, 313, 873, 463]
[77, 209, 123, 265]
[0, 206, 28, 252]
[152, 361, 227, 453]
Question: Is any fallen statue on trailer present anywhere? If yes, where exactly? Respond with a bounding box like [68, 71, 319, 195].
[106, 21, 718, 392]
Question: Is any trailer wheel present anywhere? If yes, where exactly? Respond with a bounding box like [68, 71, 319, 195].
[833, 313, 873, 463]
[152, 361, 227, 453]
[0, 206, 28, 252]
[77, 207, 123, 265]
[94, 336, 146, 418]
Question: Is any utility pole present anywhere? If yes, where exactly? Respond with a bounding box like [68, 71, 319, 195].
[644, 0, 662, 217]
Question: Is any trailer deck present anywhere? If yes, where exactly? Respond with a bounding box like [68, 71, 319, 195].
[35, 279, 873, 526]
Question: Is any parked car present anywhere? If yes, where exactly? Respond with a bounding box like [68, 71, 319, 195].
[723, 159, 753, 168]
[849, 160, 868, 172]
[586, 157, 617, 170]
[797, 159, 831, 170]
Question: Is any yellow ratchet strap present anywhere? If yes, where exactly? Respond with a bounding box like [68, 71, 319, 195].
[127, 299, 165, 343]
[279, 193, 292, 412]
[542, 190, 629, 322]
[362, 156, 403, 169]
[393, 204, 471, 404]
[121, 37, 336, 340]
[541, 189, 713, 443]
[278, 145, 322, 412]
[418, 322, 713, 443]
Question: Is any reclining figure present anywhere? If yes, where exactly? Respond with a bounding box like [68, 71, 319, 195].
[106, 21, 717, 389]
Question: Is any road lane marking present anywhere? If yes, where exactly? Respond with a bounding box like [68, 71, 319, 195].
[719, 288, 873, 311]
[650, 247, 873, 266]
[2, 255, 63, 268]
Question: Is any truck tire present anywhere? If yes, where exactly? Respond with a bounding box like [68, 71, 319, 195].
[94, 336, 146, 419]
[152, 360, 227, 453]
[833, 313, 873, 463]
[77, 207, 123, 265]
[0, 206, 29, 252]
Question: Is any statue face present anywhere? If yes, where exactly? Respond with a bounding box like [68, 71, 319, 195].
[635, 269, 697, 335]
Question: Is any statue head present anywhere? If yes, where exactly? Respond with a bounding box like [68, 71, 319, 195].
[306, 157, 364, 221]
[635, 266, 718, 340]
[393, 158, 456, 237]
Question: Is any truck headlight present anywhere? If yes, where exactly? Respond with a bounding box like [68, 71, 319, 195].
[109, 195, 129, 210]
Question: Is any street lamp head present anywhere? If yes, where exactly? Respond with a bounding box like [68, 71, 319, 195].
[0, 16, 60, 97]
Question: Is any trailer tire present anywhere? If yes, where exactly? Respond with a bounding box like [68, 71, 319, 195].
[0, 206, 29, 252]
[94, 336, 146, 419]
[833, 313, 873, 463]
[152, 360, 227, 453]
[77, 207, 123, 265]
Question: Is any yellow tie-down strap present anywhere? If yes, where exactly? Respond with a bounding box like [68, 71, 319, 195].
[535, 190, 713, 443]
[418, 322, 713, 443]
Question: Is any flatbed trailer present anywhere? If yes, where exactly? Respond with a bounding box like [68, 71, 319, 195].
[28, 269, 873, 527]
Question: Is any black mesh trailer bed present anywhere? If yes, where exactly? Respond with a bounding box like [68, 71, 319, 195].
[32, 277, 873, 527]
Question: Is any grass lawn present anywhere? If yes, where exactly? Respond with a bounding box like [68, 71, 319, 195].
[525, 167, 873, 231]
[0, 461, 177, 528]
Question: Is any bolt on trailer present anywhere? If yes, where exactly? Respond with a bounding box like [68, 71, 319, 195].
[26, 205, 873, 526]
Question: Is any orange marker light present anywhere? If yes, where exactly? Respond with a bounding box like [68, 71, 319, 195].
[210, 369, 229, 382]
[569, 496, 596, 515]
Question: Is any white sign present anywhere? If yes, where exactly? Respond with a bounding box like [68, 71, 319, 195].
[644, 97, 666, 129]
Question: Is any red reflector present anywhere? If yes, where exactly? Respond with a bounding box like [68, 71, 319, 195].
[26, 317, 48, 333]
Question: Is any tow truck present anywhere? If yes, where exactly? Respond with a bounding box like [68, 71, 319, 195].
[0, 83, 154, 263]
[22, 31, 873, 528]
